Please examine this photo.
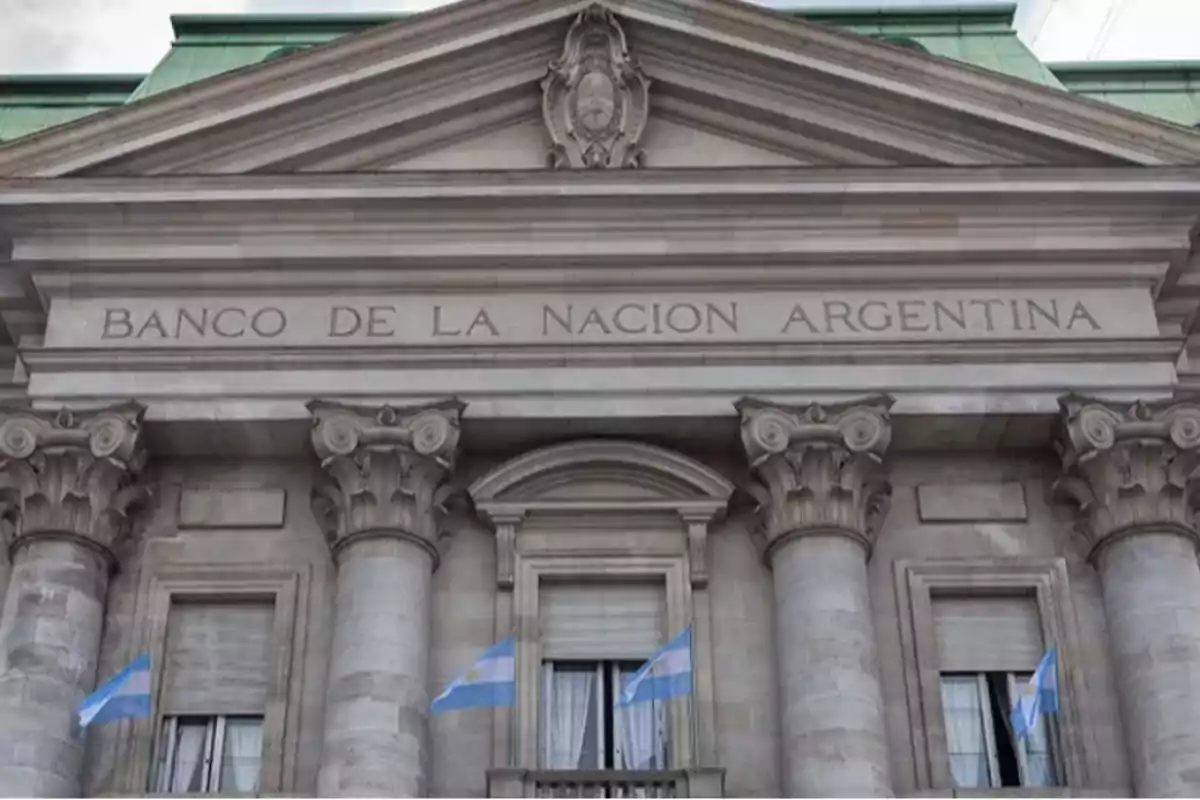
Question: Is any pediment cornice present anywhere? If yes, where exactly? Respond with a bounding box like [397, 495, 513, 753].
[0, 0, 1198, 177]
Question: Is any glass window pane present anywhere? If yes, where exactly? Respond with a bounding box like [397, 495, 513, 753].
[940, 676, 991, 788]
[218, 716, 264, 792]
[542, 664, 600, 769]
[169, 718, 209, 793]
[615, 666, 668, 770]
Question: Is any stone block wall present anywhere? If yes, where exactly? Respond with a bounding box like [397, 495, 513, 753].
[872, 452, 1129, 794]
[71, 445, 1131, 797]
[82, 458, 335, 796]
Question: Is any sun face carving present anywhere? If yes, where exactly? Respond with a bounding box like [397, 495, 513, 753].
[542, 4, 651, 169]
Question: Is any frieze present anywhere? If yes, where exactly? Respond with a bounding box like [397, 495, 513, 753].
[43, 288, 1155, 349]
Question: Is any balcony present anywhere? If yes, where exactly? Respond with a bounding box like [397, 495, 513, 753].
[487, 768, 725, 798]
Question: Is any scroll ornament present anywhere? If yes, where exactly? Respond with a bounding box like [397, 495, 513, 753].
[1056, 395, 1200, 556]
[738, 396, 895, 556]
[308, 400, 465, 560]
[0, 403, 148, 558]
[542, 4, 651, 169]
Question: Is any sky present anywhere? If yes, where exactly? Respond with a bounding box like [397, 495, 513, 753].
[0, 0, 1197, 75]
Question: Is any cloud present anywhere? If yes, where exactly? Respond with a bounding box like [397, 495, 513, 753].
[0, 0, 255, 74]
[0, 0, 446, 74]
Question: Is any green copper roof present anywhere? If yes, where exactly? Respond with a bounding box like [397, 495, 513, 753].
[1050, 61, 1200, 128]
[795, 3, 1061, 87]
[0, 75, 142, 143]
[0, 5, 1195, 145]
[127, 14, 403, 101]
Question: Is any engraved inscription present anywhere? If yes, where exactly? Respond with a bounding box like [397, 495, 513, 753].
[52, 288, 1150, 349]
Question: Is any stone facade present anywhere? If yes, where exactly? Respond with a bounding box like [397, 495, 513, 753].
[0, 393, 1196, 797]
[0, 1, 1199, 798]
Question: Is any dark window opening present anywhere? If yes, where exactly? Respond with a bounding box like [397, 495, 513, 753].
[985, 672, 1023, 787]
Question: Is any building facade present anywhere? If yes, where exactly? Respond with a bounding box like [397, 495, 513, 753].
[0, 0, 1199, 797]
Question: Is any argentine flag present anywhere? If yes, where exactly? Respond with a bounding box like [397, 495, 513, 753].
[77, 653, 152, 728]
[1010, 649, 1058, 741]
[617, 626, 693, 706]
[430, 636, 516, 714]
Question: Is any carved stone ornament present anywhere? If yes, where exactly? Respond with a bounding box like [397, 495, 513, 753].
[0, 402, 149, 561]
[737, 396, 895, 560]
[542, 4, 651, 169]
[308, 399, 465, 566]
[1055, 394, 1200, 558]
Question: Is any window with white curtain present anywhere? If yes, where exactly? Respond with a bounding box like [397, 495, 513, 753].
[939, 672, 1057, 789]
[151, 599, 275, 794]
[540, 661, 669, 771]
[933, 593, 1060, 789]
[537, 580, 671, 771]
[154, 715, 264, 793]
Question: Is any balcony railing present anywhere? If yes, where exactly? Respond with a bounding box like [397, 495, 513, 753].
[488, 768, 725, 798]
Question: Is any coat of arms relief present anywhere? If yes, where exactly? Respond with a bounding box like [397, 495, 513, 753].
[542, 4, 651, 169]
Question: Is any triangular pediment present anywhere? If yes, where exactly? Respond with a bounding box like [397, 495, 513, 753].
[0, 0, 1198, 177]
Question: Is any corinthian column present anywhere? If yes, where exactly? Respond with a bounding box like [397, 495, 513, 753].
[0, 404, 147, 797]
[1057, 396, 1200, 797]
[309, 399, 464, 798]
[738, 396, 894, 798]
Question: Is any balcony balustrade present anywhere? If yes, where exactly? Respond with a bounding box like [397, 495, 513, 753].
[487, 768, 725, 798]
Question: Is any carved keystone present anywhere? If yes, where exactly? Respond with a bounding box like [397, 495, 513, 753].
[737, 396, 894, 560]
[1056, 394, 1200, 559]
[308, 399, 465, 567]
[0, 402, 148, 562]
[542, 3, 651, 169]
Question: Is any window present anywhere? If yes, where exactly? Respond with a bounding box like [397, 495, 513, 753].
[540, 661, 669, 770]
[537, 580, 670, 771]
[941, 672, 1057, 789]
[152, 599, 274, 794]
[155, 715, 263, 793]
[933, 594, 1060, 789]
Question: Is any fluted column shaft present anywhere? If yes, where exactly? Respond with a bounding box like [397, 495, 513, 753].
[739, 396, 894, 797]
[310, 400, 463, 798]
[0, 404, 147, 797]
[1058, 396, 1200, 797]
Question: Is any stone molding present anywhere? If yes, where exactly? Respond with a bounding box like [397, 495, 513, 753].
[469, 439, 734, 502]
[737, 395, 894, 559]
[307, 398, 465, 566]
[1056, 394, 1200, 559]
[0, 402, 148, 562]
[542, 4, 650, 169]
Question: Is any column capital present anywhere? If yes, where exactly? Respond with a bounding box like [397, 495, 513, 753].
[736, 395, 894, 559]
[1056, 394, 1200, 558]
[0, 402, 148, 562]
[307, 399, 465, 565]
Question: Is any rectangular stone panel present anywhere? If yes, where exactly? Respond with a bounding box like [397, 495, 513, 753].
[916, 481, 1027, 522]
[44, 287, 1157, 349]
[178, 487, 287, 529]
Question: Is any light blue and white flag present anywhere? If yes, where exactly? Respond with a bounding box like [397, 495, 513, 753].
[617, 626, 693, 706]
[78, 653, 152, 728]
[1010, 648, 1058, 741]
[430, 636, 516, 714]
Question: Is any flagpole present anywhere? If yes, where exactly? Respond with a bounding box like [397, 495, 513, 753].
[688, 621, 698, 768]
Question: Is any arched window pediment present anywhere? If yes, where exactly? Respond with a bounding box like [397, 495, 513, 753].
[469, 440, 734, 508]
